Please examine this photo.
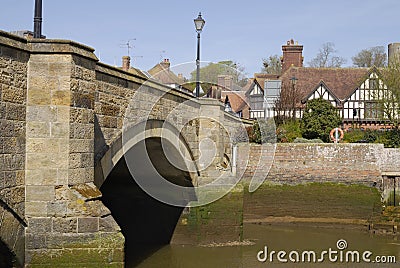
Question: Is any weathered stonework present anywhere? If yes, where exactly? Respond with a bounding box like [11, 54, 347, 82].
[237, 143, 389, 185]
[0, 31, 29, 265]
[0, 29, 250, 266]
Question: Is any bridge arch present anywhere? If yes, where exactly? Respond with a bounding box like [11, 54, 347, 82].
[96, 119, 199, 265]
[95, 119, 199, 188]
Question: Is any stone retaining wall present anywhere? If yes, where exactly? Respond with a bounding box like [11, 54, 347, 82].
[237, 143, 389, 186]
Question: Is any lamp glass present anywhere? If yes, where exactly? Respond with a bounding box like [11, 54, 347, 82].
[194, 13, 205, 32]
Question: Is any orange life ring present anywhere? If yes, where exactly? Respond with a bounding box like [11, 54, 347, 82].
[330, 127, 344, 142]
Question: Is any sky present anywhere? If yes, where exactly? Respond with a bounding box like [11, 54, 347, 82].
[1, 0, 399, 78]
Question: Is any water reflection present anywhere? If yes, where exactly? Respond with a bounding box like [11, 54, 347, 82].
[133, 224, 400, 268]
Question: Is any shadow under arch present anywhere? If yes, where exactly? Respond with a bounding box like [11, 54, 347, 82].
[99, 121, 198, 266]
[0, 239, 16, 268]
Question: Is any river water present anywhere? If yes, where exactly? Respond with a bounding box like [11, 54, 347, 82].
[132, 223, 400, 268]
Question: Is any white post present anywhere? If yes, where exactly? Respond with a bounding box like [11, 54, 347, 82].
[232, 145, 237, 176]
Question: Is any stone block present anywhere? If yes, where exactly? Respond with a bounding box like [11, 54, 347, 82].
[27, 218, 52, 233]
[70, 123, 94, 139]
[52, 217, 77, 233]
[69, 153, 82, 169]
[56, 106, 70, 123]
[26, 153, 68, 170]
[0, 119, 15, 137]
[77, 217, 99, 233]
[70, 183, 101, 200]
[50, 122, 69, 138]
[25, 201, 48, 217]
[0, 210, 18, 246]
[51, 90, 71, 106]
[3, 154, 24, 170]
[26, 233, 47, 249]
[2, 87, 25, 104]
[26, 169, 57, 185]
[26, 106, 57, 122]
[47, 201, 68, 217]
[26, 138, 59, 154]
[5, 103, 25, 121]
[68, 168, 94, 184]
[0, 103, 6, 119]
[80, 153, 94, 168]
[48, 62, 71, 77]
[70, 139, 94, 153]
[26, 121, 50, 138]
[27, 89, 51, 105]
[4, 171, 18, 187]
[26, 185, 55, 202]
[99, 215, 120, 232]
[56, 169, 69, 185]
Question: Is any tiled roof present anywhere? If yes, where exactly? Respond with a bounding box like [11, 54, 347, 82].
[147, 63, 183, 85]
[254, 73, 280, 90]
[221, 91, 249, 113]
[280, 67, 370, 101]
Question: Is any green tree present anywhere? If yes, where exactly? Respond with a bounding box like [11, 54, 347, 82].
[352, 46, 387, 67]
[190, 60, 248, 87]
[261, 54, 282, 74]
[379, 62, 400, 127]
[308, 42, 346, 68]
[301, 98, 342, 142]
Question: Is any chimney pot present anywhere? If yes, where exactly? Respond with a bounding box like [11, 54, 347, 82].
[281, 39, 303, 74]
[161, 58, 171, 70]
[122, 56, 131, 71]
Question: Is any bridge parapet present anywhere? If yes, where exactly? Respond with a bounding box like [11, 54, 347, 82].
[0, 30, 250, 266]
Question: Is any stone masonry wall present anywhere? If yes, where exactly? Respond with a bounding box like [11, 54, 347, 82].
[24, 40, 124, 267]
[0, 32, 29, 264]
[380, 148, 400, 175]
[237, 143, 384, 185]
[0, 30, 252, 265]
[93, 63, 202, 187]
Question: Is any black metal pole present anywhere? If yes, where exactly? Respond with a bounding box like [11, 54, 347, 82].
[33, 0, 43, 38]
[196, 32, 201, 98]
[394, 177, 396, 207]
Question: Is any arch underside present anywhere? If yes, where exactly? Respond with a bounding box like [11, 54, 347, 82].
[100, 136, 196, 266]
[95, 119, 199, 189]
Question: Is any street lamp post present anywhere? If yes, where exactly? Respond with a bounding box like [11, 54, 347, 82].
[194, 12, 205, 98]
[33, 0, 43, 38]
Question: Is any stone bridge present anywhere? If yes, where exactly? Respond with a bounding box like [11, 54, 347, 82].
[0, 31, 251, 267]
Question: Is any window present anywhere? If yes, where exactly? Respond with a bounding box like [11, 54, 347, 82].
[369, 79, 377, 90]
[364, 102, 381, 119]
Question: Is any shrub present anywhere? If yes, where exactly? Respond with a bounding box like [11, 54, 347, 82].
[276, 120, 302, 143]
[248, 119, 277, 144]
[301, 98, 342, 142]
[343, 129, 400, 148]
[293, 137, 324, 143]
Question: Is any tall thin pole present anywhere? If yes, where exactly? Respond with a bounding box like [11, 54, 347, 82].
[394, 177, 396, 207]
[33, 0, 43, 38]
[196, 32, 201, 98]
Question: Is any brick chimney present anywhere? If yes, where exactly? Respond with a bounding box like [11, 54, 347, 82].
[217, 75, 233, 90]
[122, 56, 131, 71]
[160, 58, 170, 71]
[281, 39, 303, 74]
